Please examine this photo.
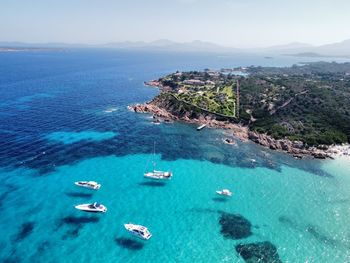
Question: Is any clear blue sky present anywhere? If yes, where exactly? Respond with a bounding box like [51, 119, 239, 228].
[1, 0, 349, 47]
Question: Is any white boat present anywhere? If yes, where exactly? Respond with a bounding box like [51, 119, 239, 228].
[163, 119, 173, 124]
[223, 138, 237, 145]
[144, 170, 172, 180]
[216, 189, 232, 197]
[152, 119, 161, 125]
[144, 142, 172, 180]
[197, 124, 207, 131]
[124, 223, 152, 240]
[75, 202, 107, 213]
[74, 181, 101, 190]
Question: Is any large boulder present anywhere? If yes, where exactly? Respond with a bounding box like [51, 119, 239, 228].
[292, 140, 304, 149]
[279, 140, 292, 151]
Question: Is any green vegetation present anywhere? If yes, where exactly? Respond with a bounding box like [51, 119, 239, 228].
[155, 62, 350, 146]
[241, 62, 350, 145]
[158, 71, 236, 117]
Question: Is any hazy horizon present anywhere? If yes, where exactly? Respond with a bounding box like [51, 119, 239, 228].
[0, 38, 348, 49]
[1, 0, 350, 48]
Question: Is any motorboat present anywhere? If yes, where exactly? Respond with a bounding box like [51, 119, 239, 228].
[75, 202, 107, 213]
[124, 223, 152, 240]
[163, 119, 173, 124]
[197, 124, 207, 131]
[144, 170, 172, 180]
[152, 119, 161, 125]
[223, 138, 237, 145]
[74, 181, 101, 190]
[216, 189, 232, 197]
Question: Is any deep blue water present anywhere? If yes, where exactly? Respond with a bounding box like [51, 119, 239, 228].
[1, 49, 350, 262]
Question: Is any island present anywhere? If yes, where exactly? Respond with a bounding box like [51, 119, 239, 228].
[130, 62, 350, 159]
[0, 47, 64, 52]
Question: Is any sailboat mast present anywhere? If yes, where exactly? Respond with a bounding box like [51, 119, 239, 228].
[153, 141, 156, 171]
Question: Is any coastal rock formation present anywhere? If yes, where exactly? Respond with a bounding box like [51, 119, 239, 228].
[128, 94, 249, 141]
[235, 241, 282, 263]
[129, 94, 333, 159]
[128, 103, 174, 120]
[248, 131, 331, 159]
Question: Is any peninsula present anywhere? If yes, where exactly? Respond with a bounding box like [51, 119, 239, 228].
[130, 62, 350, 159]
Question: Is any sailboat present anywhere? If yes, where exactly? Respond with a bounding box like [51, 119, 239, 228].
[144, 142, 173, 180]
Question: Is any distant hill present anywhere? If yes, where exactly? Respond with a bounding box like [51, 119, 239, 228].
[285, 52, 325, 58]
[0, 39, 242, 53]
[1, 39, 350, 57]
[261, 39, 350, 58]
[315, 39, 350, 57]
[257, 42, 313, 52]
[102, 40, 241, 53]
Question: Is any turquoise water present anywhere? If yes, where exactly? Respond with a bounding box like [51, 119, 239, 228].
[1, 49, 350, 262]
[1, 154, 350, 262]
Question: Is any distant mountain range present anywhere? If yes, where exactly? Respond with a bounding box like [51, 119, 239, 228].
[1, 39, 350, 58]
[262, 39, 350, 58]
[0, 39, 240, 53]
[99, 39, 241, 53]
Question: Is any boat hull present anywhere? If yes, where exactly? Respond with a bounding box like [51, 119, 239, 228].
[75, 204, 107, 213]
[124, 224, 152, 240]
[216, 191, 232, 197]
[74, 182, 101, 190]
[144, 173, 172, 180]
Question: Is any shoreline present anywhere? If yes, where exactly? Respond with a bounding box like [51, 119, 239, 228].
[128, 101, 350, 160]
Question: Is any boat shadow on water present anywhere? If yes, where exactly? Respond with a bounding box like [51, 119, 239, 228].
[115, 237, 144, 250]
[65, 192, 94, 198]
[212, 197, 229, 202]
[138, 181, 166, 187]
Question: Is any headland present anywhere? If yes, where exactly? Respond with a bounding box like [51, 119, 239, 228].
[130, 62, 350, 159]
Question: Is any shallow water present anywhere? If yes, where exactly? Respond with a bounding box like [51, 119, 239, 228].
[0, 49, 349, 262]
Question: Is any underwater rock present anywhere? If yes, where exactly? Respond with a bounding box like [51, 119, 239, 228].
[55, 215, 99, 234]
[36, 241, 51, 254]
[306, 225, 338, 247]
[235, 241, 282, 263]
[219, 212, 252, 239]
[278, 215, 297, 229]
[62, 227, 80, 240]
[15, 222, 35, 241]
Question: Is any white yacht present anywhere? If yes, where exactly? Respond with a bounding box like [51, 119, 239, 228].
[216, 189, 233, 197]
[152, 119, 161, 125]
[124, 223, 152, 240]
[75, 202, 107, 213]
[144, 142, 172, 180]
[74, 181, 101, 190]
[144, 170, 172, 180]
[197, 124, 207, 131]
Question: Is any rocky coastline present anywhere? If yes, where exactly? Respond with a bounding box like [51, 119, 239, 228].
[128, 96, 341, 159]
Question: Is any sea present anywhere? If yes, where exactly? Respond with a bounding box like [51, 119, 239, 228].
[0, 49, 350, 263]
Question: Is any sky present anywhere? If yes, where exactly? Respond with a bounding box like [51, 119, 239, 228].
[0, 0, 349, 48]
